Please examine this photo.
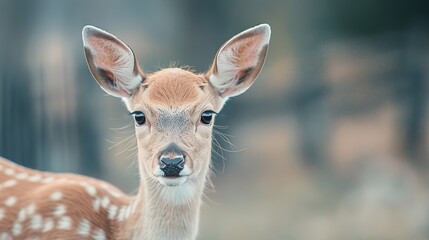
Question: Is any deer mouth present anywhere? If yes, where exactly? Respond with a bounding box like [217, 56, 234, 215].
[164, 175, 181, 179]
[158, 175, 189, 187]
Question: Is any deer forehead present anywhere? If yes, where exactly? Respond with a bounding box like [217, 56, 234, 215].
[132, 68, 213, 107]
[155, 111, 191, 133]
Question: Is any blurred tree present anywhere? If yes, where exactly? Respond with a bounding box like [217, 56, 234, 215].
[0, 1, 38, 168]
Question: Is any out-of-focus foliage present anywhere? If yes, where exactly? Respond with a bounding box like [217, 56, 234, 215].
[1, 0, 429, 239]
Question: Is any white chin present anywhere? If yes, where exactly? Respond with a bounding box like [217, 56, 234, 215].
[156, 177, 196, 205]
[158, 176, 188, 187]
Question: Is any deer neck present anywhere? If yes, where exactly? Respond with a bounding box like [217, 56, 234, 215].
[124, 154, 210, 240]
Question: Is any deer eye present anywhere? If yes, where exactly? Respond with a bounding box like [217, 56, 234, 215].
[201, 111, 217, 125]
[130, 111, 146, 126]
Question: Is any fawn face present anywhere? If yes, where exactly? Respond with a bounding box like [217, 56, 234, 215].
[82, 24, 270, 187]
[125, 68, 222, 187]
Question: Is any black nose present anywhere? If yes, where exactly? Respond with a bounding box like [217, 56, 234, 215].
[159, 143, 186, 177]
[160, 155, 185, 177]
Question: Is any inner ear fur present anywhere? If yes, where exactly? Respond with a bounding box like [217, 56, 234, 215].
[82, 25, 144, 98]
[207, 24, 271, 98]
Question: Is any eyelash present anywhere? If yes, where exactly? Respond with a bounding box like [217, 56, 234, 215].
[200, 110, 217, 125]
[129, 110, 218, 126]
[130, 111, 146, 126]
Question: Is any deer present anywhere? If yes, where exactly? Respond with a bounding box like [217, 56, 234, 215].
[0, 23, 271, 240]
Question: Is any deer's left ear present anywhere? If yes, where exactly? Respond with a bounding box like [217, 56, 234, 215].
[207, 24, 271, 98]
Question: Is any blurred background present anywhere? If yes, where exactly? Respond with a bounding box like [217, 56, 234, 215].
[1, 0, 429, 239]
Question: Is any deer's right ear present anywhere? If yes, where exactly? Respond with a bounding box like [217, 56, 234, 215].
[82, 25, 144, 98]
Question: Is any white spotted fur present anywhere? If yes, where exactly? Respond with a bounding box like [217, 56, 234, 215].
[0, 24, 271, 240]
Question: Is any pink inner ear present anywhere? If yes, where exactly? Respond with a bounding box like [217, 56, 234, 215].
[223, 34, 264, 70]
[104, 70, 115, 81]
[87, 36, 129, 71]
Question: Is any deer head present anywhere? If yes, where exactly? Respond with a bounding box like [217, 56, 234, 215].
[82, 24, 270, 205]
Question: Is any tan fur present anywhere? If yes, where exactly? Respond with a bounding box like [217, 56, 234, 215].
[120, 69, 220, 239]
[144, 68, 208, 106]
[0, 24, 270, 240]
[0, 157, 131, 239]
